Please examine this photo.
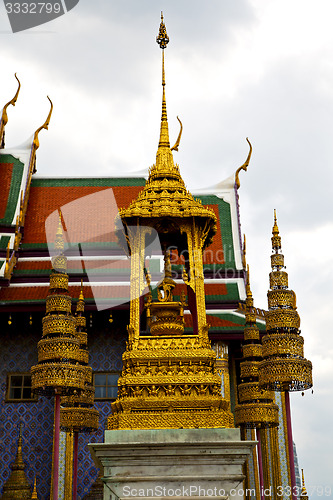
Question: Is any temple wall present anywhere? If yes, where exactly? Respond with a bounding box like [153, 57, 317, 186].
[0, 312, 126, 499]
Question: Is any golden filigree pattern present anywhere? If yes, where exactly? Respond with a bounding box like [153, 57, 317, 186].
[42, 315, 76, 337]
[60, 407, 99, 432]
[45, 294, 72, 314]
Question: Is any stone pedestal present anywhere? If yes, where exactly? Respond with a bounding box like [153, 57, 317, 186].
[89, 428, 255, 500]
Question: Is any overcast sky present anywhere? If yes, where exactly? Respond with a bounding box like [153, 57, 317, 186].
[1, 1, 333, 496]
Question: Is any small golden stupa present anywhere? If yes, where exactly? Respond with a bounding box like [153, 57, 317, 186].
[108, 14, 234, 430]
[1, 426, 32, 500]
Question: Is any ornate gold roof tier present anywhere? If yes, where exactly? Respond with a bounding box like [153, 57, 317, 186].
[1, 426, 32, 500]
[60, 283, 99, 433]
[108, 14, 233, 431]
[258, 212, 312, 392]
[31, 214, 88, 396]
[234, 267, 279, 428]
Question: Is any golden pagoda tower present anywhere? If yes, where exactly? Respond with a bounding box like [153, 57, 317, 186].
[259, 211, 312, 392]
[31, 213, 90, 395]
[258, 211, 312, 500]
[108, 13, 234, 430]
[1, 425, 32, 500]
[60, 282, 99, 434]
[235, 266, 279, 499]
[30, 212, 92, 500]
[60, 283, 99, 500]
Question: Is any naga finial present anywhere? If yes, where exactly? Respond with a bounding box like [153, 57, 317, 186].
[33, 96, 53, 150]
[171, 116, 183, 152]
[235, 137, 252, 189]
[0, 73, 21, 148]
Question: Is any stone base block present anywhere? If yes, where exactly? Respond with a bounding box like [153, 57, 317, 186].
[89, 428, 255, 500]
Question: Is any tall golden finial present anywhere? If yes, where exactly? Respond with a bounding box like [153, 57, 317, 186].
[300, 469, 309, 499]
[0, 73, 21, 148]
[156, 12, 170, 150]
[54, 209, 65, 253]
[271, 209, 282, 254]
[245, 265, 254, 309]
[79, 279, 84, 302]
[235, 138, 252, 189]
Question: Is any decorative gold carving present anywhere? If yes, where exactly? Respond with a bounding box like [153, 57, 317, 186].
[31, 363, 89, 393]
[262, 334, 304, 358]
[49, 273, 69, 290]
[108, 409, 233, 430]
[243, 326, 260, 340]
[269, 271, 288, 289]
[60, 407, 99, 433]
[45, 294, 72, 314]
[267, 289, 296, 309]
[42, 315, 76, 337]
[234, 403, 279, 428]
[51, 255, 67, 272]
[265, 309, 300, 330]
[235, 266, 279, 429]
[238, 382, 273, 403]
[242, 344, 263, 358]
[259, 358, 312, 392]
[37, 337, 81, 362]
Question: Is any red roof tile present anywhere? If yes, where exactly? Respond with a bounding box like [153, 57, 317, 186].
[0, 162, 14, 220]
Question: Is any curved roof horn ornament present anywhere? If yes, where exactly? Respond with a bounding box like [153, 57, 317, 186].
[171, 116, 183, 152]
[235, 137, 252, 190]
[0, 73, 21, 148]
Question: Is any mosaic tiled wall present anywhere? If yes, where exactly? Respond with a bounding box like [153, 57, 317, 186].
[0, 312, 127, 500]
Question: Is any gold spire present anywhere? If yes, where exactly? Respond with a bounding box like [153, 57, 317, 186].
[31, 477, 38, 499]
[300, 469, 309, 499]
[0, 73, 21, 148]
[156, 12, 170, 150]
[1, 424, 32, 500]
[245, 265, 253, 308]
[79, 279, 85, 302]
